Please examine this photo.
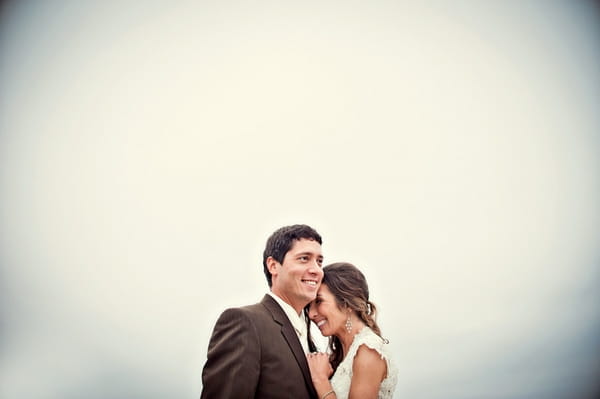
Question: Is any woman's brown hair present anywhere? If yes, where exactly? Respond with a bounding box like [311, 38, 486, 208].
[306, 262, 384, 373]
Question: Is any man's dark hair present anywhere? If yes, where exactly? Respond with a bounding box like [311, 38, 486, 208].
[262, 224, 322, 287]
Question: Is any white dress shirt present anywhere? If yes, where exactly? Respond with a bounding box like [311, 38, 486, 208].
[267, 291, 309, 353]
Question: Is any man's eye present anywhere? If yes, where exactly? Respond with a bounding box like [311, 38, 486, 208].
[299, 256, 308, 261]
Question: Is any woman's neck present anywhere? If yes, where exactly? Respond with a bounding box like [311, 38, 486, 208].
[339, 319, 366, 357]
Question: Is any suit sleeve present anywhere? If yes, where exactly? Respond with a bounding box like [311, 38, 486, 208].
[200, 308, 260, 399]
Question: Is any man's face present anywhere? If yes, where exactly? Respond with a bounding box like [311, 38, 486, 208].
[268, 238, 324, 313]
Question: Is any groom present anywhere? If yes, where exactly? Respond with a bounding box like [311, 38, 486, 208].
[200, 224, 324, 399]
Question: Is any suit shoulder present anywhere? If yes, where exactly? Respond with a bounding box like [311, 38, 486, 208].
[217, 301, 269, 321]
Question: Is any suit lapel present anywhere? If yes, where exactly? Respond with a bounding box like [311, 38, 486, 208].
[261, 295, 317, 397]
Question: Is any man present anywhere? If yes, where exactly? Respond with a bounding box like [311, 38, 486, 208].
[200, 224, 324, 399]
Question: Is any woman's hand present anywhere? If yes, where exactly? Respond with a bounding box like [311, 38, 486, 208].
[306, 352, 334, 384]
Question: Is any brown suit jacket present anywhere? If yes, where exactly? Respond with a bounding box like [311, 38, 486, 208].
[201, 294, 318, 399]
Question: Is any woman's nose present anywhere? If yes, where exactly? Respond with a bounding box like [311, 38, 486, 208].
[308, 302, 318, 319]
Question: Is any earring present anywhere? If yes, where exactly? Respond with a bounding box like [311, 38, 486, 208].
[345, 314, 352, 333]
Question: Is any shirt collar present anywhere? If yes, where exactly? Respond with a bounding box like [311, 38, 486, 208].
[267, 291, 307, 338]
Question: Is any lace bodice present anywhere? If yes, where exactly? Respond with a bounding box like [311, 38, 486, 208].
[330, 327, 397, 399]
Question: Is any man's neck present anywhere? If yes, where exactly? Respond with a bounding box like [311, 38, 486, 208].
[269, 289, 303, 315]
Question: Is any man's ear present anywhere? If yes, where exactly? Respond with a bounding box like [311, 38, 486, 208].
[266, 256, 279, 276]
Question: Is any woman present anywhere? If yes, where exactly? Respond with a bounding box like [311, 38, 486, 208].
[305, 262, 397, 399]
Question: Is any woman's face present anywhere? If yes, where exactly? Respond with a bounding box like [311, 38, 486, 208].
[308, 283, 348, 337]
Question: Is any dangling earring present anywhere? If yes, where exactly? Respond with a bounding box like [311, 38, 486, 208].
[345, 314, 352, 333]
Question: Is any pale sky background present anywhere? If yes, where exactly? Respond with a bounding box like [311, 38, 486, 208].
[1, 1, 599, 398]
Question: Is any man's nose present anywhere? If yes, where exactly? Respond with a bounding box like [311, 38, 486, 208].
[308, 260, 322, 273]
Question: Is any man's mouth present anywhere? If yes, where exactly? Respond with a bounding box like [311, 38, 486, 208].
[302, 279, 318, 286]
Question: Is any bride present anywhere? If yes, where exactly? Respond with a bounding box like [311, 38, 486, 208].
[305, 262, 397, 399]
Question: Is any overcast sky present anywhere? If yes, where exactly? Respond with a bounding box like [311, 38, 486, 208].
[1, 2, 599, 398]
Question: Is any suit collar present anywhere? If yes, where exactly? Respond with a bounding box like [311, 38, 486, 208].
[261, 294, 317, 398]
[266, 292, 308, 343]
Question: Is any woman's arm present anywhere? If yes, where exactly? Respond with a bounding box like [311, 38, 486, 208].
[306, 352, 337, 399]
[348, 345, 387, 399]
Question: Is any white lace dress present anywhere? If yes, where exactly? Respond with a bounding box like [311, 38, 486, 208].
[330, 327, 397, 399]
